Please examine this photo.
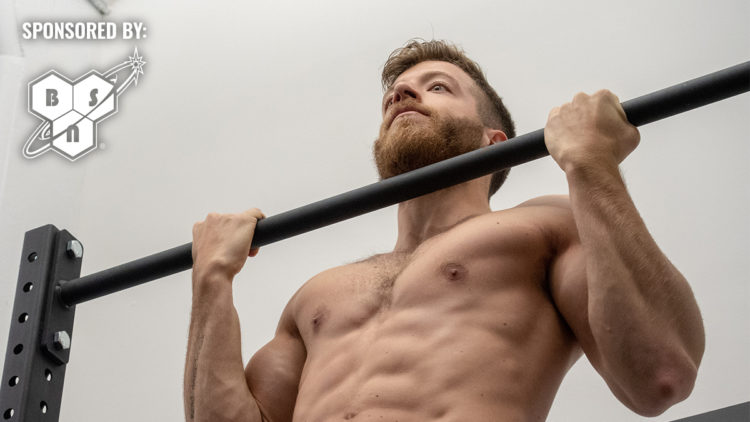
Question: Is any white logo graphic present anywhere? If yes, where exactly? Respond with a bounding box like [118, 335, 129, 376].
[23, 48, 145, 161]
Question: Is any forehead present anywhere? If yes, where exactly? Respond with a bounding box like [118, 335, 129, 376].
[391, 60, 477, 91]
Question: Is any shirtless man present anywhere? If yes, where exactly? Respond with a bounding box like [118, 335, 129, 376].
[184, 40, 705, 422]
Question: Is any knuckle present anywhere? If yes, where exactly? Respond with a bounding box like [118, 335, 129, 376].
[245, 207, 265, 221]
[633, 128, 642, 143]
[599, 89, 620, 104]
[559, 104, 573, 117]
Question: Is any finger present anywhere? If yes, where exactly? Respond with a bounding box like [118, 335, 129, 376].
[242, 207, 265, 221]
[615, 101, 630, 122]
[547, 106, 561, 120]
[572, 91, 589, 104]
[597, 90, 626, 118]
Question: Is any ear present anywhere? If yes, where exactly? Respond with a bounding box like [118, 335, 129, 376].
[482, 128, 508, 147]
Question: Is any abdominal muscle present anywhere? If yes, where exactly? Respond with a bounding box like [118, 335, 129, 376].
[290, 212, 582, 422]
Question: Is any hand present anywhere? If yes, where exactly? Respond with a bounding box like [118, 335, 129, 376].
[191, 208, 266, 282]
[544, 90, 640, 172]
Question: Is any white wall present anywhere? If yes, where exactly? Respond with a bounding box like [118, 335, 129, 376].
[1, 0, 748, 421]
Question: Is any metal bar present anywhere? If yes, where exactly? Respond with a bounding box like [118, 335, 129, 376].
[670, 401, 749, 422]
[58, 60, 750, 307]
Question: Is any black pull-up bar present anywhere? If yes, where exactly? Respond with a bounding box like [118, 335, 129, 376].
[57, 61, 750, 307]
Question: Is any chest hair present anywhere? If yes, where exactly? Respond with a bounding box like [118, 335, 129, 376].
[356, 252, 412, 309]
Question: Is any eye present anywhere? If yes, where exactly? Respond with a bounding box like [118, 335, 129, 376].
[429, 82, 449, 92]
[383, 97, 393, 111]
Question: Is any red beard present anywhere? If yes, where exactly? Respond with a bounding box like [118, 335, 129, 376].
[373, 105, 485, 180]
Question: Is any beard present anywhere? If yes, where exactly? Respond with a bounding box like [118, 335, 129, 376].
[373, 107, 485, 180]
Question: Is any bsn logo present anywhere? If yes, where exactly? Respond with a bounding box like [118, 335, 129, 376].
[23, 48, 145, 161]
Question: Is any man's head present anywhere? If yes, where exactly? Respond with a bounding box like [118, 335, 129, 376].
[373, 39, 516, 199]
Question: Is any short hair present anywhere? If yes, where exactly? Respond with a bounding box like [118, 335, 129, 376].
[382, 39, 516, 198]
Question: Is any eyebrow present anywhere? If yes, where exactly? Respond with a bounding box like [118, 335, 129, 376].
[382, 70, 462, 105]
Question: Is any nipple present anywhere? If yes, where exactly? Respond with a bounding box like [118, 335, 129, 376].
[311, 305, 330, 333]
[442, 262, 467, 282]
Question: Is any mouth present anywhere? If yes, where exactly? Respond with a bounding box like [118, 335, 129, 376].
[388, 106, 428, 129]
[394, 110, 420, 119]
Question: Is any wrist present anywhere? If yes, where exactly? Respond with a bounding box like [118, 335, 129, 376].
[192, 265, 234, 296]
[192, 255, 240, 280]
[560, 147, 619, 174]
[564, 158, 625, 190]
[560, 151, 620, 177]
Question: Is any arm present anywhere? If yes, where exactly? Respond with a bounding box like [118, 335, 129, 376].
[244, 298, 306, 422]
[544, 91, 705, 416]
[185, 209, 305, 422]
[185, 271, 260, 422]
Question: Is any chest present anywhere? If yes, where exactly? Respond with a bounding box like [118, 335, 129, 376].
[296, 215, 553, 340]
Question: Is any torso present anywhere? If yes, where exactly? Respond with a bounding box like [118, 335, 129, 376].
[289, 203, 583, 422]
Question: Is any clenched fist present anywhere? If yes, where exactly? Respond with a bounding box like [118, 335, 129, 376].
[544, 90, 640, 173]
[191, 208, 266, 283]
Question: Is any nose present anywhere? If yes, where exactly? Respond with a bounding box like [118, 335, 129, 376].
[392, 80, 419, 104]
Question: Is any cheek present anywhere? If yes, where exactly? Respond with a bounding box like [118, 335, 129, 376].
[438, 103, 479, 126]
[378, 118, 389, 135]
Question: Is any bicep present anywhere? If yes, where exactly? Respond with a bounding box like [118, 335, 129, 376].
[550, 242, 597, 365]
[532, 195, 601, 370]
[245, 309, 306, 422]
[550, 240, 641, 411]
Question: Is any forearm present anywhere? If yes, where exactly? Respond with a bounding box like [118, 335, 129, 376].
[184, 271, 261, 422]
[566, 162, 704, 409]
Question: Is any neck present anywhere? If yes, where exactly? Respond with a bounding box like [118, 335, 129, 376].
[393, 178, 492, 253]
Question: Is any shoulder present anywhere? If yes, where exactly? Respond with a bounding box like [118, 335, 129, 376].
[479, 194, 576, 230]
[282, 262, 369, 325]
[512, 194, 575, 227]
[491, 194, 579, 250]
[297, 261, 369, 294]
[514, 194, 572, 211]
